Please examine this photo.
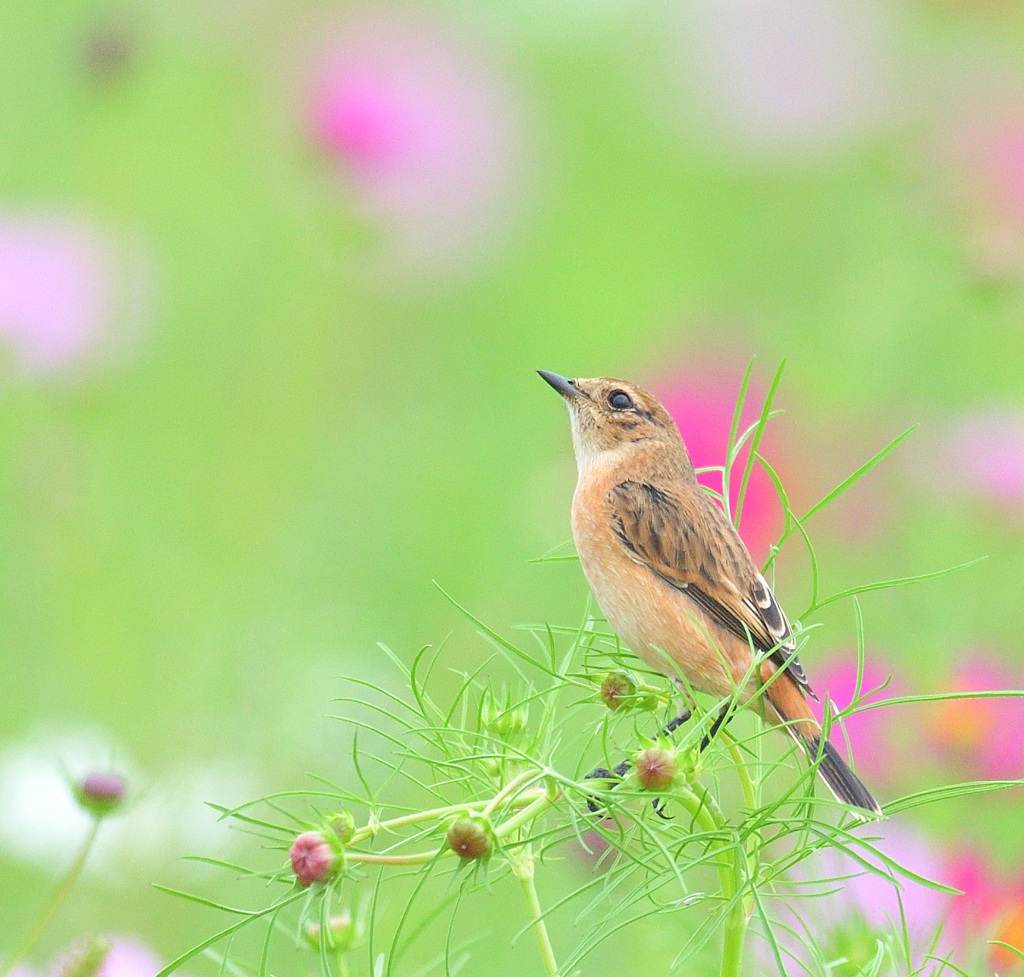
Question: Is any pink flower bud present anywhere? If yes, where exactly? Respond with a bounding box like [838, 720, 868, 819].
[635, 748, 678, 792]
[74, 772, 126, 817]
[290, 831, 338, 887]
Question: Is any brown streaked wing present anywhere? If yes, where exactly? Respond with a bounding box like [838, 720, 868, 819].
[608, 480, 812, 696]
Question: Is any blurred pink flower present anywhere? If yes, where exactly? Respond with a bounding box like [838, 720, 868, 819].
[0, 216, 114, 374]
[938, 102, 1024, 282]
[985, 122, 1024, 220]
[654, 368, 785, 562]
[667, 0, 892, 156]
[942, 409, 1024, 509]
[811, 655, 905, 784]
[927, 655, 1024, 780]
[50, 938, 162, 977]
[758, 822, 954, 970]
[95, 939, 162, 977]
[303, 11, 530, 279]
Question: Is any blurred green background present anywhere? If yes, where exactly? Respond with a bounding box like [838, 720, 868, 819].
[2, 0, 1024, 974]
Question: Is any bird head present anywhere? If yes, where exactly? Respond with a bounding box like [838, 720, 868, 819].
[537, 371, 683, 470]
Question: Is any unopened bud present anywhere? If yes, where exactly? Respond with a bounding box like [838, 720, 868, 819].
[446, 813, 495, 861]
[290, 830, 339, 887]
[53, 938, 111, 977]
[480, 687, 529, 741]
[635, 747, 677, 792]
[480, 756, 503, 780]
[74, 772, 126, 818]
[304, 911, 358, 952]
[328, 810, 356, 845]
[599, 672, 636, 711]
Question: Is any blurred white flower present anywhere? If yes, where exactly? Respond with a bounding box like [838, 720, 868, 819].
[0, 725, 256, 878]
[665, 0, 894, 157]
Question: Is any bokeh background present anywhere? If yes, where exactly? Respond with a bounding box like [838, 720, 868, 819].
[2, 0, 1024, 974]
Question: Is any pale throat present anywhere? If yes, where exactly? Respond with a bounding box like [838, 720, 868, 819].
[568, 410, 638, 476]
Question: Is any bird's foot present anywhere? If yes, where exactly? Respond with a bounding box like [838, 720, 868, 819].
[583, 708, 695, 814]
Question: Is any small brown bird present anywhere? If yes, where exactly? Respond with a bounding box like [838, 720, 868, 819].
[539, 370, 881, 817]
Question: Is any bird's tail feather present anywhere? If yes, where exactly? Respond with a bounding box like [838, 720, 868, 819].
[761, 665, 882, 819]
[796, 730, 882, 818]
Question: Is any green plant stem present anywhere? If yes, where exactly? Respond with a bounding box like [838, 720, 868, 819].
[720, 731, 756, 813]
[346, 850, 441, 866]
[720, 730, 760, 911]
[511, 850, 559, 977]
[676, 786, 749, 977]
[346, 785, 557, 867]
[1, 819, 102, 977]
[495, 790, 558, 839]
[483, 769, 539, 816]
[349, 787, 546, 846]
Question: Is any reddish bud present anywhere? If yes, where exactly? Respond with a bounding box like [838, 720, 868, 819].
[635, 748, 677, 792]
[74, 772, 126, 817]
[446, 813, 495, 861]
[599, 672, 636, 711]
[290, 831, 338, 887]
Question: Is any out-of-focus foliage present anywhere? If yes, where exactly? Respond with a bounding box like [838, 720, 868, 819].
[1, 1, 1023, 974]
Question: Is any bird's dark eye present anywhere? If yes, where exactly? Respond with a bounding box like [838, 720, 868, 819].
[608, 390, 633, 410]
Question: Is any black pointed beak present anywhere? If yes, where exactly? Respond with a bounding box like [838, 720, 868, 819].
[537, 370, 585, 399]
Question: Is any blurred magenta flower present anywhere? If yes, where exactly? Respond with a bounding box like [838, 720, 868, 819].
[927, 655, 1024, 780]
[302, 11, 530, 280]
[945, 847, 1004, 939]
[0, 216, 114, 374]
[811, 655, 906, 784]
[945, 847, 1024, 973]
[653, 367, 786, 561]
[667, 0, 892, 156]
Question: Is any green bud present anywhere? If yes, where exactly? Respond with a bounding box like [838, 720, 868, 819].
[303, 911, 359, 952]
[328, 810, 357, 845]
[634, 747, 678, 792]
[480, 756, 503, 780]
[446, 813, 496, 861]
[54, 938, 110, 977]
[480, 686, 529, 740]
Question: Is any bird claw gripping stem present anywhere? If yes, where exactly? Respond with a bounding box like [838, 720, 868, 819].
[581, 705, 734, 815]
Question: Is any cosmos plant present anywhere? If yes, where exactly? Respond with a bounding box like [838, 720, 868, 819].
[5, 365, 1023, 977]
